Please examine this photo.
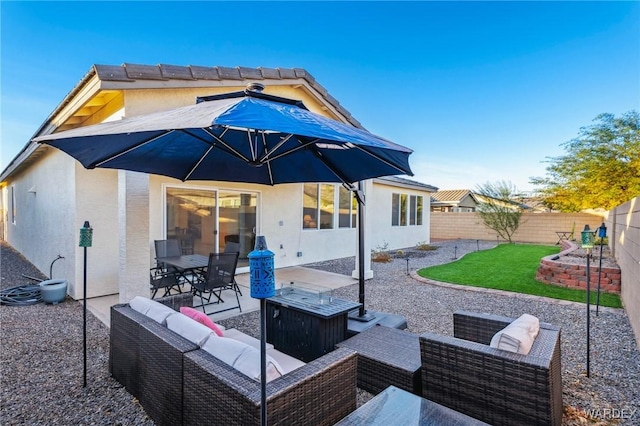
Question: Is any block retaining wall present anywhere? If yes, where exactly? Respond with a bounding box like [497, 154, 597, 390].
[536, 240, 621, 294]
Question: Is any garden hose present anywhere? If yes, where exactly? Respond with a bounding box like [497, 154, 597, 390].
[0, 285, 43, 306]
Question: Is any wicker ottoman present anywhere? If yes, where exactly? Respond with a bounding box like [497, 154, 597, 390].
[336, 325, 421, 395]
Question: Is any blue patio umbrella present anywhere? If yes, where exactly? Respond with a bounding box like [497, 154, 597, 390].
[34, 84, 413, 317]
[34, 84, 414, 424]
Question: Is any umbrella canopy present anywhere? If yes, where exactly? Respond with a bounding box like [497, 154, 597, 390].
[34, 88, 413, 186]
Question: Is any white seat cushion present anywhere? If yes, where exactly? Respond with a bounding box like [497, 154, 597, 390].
[129, 296, 177, 325]
[490, 314, 540, 355]
[166, 313, 216, 347]
[201, 336, 284, 382]
[267, 348, 305, 374]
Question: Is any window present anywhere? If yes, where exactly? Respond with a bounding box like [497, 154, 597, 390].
[392, 193, 423, 226]
[399, 194, 408, 226]
[10, 186, 16, 225]
[410, 196, 417, 225]
[410, 195, 423, 225]
[303, 184, 355, 230]
[319, 185, 335, 229]
[339, 186, 357, 228]
[391, 193, 400, 226]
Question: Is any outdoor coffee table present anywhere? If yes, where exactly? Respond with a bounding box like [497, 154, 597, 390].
[336, 325, 422, 395]
[334, 385, 489, 425]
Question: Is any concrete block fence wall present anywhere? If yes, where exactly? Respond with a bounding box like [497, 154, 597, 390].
[430, 211, 606, 245]
[604, 197, 640, 348]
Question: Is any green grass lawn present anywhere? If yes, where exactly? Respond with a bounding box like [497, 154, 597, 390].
[417, 244, 622, 308]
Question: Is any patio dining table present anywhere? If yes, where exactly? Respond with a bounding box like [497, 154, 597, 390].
[156, 254, 208, 285]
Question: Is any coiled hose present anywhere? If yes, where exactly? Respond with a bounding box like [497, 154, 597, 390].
[0, 285, 43, 306]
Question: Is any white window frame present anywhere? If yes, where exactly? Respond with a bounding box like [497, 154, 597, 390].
[303, 183, 356, 230]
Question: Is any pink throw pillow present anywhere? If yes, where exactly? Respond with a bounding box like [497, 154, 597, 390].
[180, 307, 224, 336]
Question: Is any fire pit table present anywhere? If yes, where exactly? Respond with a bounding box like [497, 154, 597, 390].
[266, 282, 361, 362]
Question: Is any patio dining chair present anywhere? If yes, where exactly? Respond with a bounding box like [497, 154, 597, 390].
[149, 267, 182, 299]
[154, 239, 182, 267]
[192, 252, 242, 314]
[223, 242, 243, 296]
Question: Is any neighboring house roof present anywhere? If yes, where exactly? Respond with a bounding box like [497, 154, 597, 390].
[431, 189, 477, 204]
[2, 63, 364, 182]
[374, 176, 438, 192]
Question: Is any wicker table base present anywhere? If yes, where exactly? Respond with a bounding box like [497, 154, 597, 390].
[336, 325, 421, 395]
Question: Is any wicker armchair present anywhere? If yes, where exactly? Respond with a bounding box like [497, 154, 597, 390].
[183, 347, 357, 425]
[419, 311, 562, 426]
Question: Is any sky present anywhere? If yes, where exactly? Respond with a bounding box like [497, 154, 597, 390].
[1, 1, 639, 193]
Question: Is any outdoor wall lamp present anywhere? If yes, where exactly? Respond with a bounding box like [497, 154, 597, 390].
[581, 224, 595, 378]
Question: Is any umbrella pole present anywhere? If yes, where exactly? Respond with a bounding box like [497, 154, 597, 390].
[358, 194, 365, 317]
[354, 182, 374, 321]
[260, 298, 267, 426]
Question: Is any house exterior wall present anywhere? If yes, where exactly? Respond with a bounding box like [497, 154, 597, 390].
[148, 177, 360, 269]
[369, 181, 431, 251]
[2, 81, 430, 300]
[2, 149, 76, 284]
[0, 147, 124, 299]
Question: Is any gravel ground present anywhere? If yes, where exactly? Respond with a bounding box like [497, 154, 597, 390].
[2, 239, 639, 425]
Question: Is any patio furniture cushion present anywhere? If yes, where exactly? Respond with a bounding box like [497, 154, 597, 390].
[200, 335, 284, 382]
[180, 306, 224, 336]
[130, 296, 178, 325]
[489, 313, 540, 355]
[166, 312, 216, 347]
[223, 328, 274, 351]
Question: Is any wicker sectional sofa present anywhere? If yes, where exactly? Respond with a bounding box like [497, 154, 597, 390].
[109, 294, 358, 426]
[420, 310, 563, 426]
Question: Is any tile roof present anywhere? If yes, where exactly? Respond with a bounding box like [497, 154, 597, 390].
[431, 189, 474, 202]
[375, 175, 438, 192]
[90, 63, 362, 128]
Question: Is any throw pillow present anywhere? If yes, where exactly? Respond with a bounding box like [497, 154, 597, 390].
[179, 307, 224, 337]
[489, 314, 540, 355]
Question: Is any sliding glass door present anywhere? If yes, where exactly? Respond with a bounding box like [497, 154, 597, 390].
[165, 187, 257, 267]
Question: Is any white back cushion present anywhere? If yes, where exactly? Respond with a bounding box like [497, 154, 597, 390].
[129, 296, 177, 325]
[201, 336, 283, 382]
[166, 313, 216, 347]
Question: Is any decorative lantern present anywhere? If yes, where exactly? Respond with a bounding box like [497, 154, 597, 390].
[581, 224, 595, 249]
[248, 236, 275, 299]
[79, 221, 93, 247]
[598, 223, 607, 239]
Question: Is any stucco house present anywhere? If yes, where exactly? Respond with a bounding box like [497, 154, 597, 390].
[1, 63, 436, 302]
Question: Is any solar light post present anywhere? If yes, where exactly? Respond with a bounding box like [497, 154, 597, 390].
[248, 236, 275, 426]
[79, 221, 93, 388]
[581, 224, 595, 377]
[596, 223, 607, 316]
